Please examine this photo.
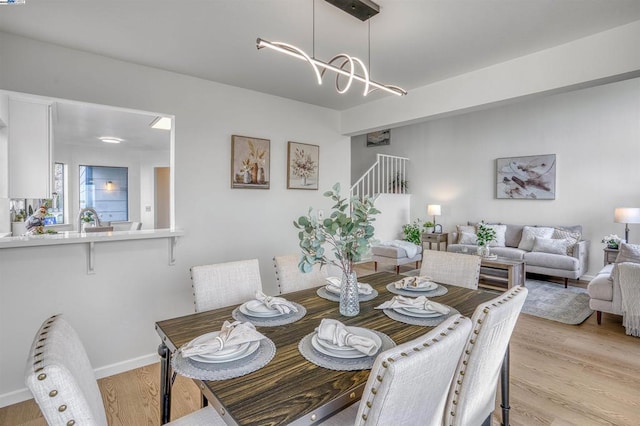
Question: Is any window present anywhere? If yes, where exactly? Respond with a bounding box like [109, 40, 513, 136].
[79, 165, 128, 223]
[51, 162, 66, 224]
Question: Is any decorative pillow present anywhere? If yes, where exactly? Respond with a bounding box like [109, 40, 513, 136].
[552, 228, 581, 255]
[532, 237, 571, 255]
[610, 242, 640, 280]
[456, 225, 476, 243]
[518, 226, 554, 251]
[458, 232, 478, 245]
[485, 224, 507, 247]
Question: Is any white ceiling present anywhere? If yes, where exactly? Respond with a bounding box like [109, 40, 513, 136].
[2, 0, 640, 112]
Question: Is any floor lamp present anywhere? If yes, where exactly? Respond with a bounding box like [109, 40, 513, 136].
[614, 207, 640, 243]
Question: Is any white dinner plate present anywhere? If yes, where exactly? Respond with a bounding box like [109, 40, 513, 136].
[187, 331, 249, 358]
[239, 300, 282, 318]
[403, 281, 438, 292]
[312, 326, 382, 358]
[190, 340, 260, 364]
[394, 307, 446, 318]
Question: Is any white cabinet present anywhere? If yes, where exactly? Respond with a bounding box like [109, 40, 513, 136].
[8, 98, 52, 199]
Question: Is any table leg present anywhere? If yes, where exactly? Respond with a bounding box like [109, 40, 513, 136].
[158, 343, 172, 424]
[500, 344, 510, 426]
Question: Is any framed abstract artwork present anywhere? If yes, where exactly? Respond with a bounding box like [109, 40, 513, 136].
[231, 135, 270, 189]
[366, 129, 390, 146]
[287, 141, 319, 190]
[496, 154, 556, 199]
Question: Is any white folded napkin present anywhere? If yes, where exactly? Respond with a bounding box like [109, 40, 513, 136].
[316, 318, 380, 356]
[325, 276, 374, 295]
[393, 276, 435, 289]
[180, 321, 265, 358]
[375, 295, 451, 315]
[255, 290, 298, 314]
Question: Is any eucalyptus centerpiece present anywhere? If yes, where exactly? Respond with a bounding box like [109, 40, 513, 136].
[476, 222, 497, 257]
[294, 183, 380, 316]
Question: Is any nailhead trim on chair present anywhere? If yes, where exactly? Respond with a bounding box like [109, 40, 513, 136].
[30, 315, 77, 426]
[447, 287, 523, 424]
[359, 316, 467, 424]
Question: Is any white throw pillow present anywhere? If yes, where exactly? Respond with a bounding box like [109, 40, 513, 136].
[532, 237, 571, 255]
[485, 224, 507, 247]
[518, 226, 554, 251]
[458, 232, 478, 245]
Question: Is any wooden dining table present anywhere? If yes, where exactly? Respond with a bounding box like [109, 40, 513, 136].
[155, 271, 504, 425]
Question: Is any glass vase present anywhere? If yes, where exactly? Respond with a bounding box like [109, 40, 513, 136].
[477, 245, 490, 257]
[339, 270, 360, 317]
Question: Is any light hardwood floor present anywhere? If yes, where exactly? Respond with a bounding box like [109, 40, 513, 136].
[2, 264, 639, 425]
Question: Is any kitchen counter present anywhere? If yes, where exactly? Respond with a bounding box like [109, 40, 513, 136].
[0, 228, 183, 248]
[0, 228, 184, 273]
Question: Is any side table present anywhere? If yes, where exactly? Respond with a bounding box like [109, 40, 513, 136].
[422, 232, 449, 251]
[603, 248, 619, 266]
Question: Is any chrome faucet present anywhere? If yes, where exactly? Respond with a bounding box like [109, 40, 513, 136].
[78, 207, 101, 231]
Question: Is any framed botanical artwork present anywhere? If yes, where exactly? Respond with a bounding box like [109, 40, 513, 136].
[287, 141, 319, 190]
[496, 154, 556, 199]
[231, 135, 270, 189]
[366, 129, 390, 147]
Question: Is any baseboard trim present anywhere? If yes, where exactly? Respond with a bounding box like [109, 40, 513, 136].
[0, 352, 158, 408]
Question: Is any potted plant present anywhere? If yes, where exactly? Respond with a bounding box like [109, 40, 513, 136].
[602, 234, 621, 249]
[294, 183, 380, 316]
[388, 172, 408, 193]
[402, 220, 423, 245]
[476, 222, 497, 257]
[423, 220, 435, 234]
[81, 211, 95, 231]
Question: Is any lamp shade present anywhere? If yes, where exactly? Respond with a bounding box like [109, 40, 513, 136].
[427, 204, 441, 216]
[614, 208, 640, 224]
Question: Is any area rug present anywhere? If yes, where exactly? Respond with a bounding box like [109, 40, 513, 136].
[520, 280, 593, 325]
[400, 270, 593, 325]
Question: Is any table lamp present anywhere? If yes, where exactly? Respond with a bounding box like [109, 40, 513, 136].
[614, 207, 640, 243]
[427, 204, 442, 233]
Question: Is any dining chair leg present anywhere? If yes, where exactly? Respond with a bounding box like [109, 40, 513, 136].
[374, 261, 378, 272]
[158, 343, 172, 424]
[500, 343, 510, 426]
[201, 392, 208, 408]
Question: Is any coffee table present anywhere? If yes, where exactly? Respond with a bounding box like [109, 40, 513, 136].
[479, 257, 525, 291]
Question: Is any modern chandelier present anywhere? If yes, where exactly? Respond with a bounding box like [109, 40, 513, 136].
[256, 0, 407, 97]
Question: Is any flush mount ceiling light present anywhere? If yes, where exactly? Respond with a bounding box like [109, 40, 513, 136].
[150, 116, 172, 130]
[99, 136, 124, 144]
[257, 0, 406, 97]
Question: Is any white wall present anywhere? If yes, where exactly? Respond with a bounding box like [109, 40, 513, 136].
[352, 77, 640, 279]
[0, 32, 348, 405]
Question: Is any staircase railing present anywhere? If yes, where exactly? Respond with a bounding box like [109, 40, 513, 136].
[350, 154, 410, 200]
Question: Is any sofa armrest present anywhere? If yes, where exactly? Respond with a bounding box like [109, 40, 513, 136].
[573, 240, 590, 277]
[448, 232, 458, 245]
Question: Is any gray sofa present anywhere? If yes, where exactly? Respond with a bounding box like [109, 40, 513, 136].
[447, 223, 589, 286]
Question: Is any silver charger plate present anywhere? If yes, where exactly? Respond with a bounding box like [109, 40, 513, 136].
[232, 302, 306, 327]
[298, 330, 395, 371]
[383, 306, 460, 326]
[172, 338, 276, 381]
[386, 282, 448, 297]
[316, 287, 378, 302]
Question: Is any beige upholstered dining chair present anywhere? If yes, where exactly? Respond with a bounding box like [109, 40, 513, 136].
[25, 315, 225, 425]
[420, 250, 481, 289]
[190, 259, 262, 312]
[318, 315, 473, 426]
[444, 285, 528, 426]
[273, 254, 328, 294]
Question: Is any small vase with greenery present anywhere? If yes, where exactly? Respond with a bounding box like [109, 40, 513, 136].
[476, 222, 496, 257]
[294, 183, 380, 316]
[402, 220, 423, 245]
